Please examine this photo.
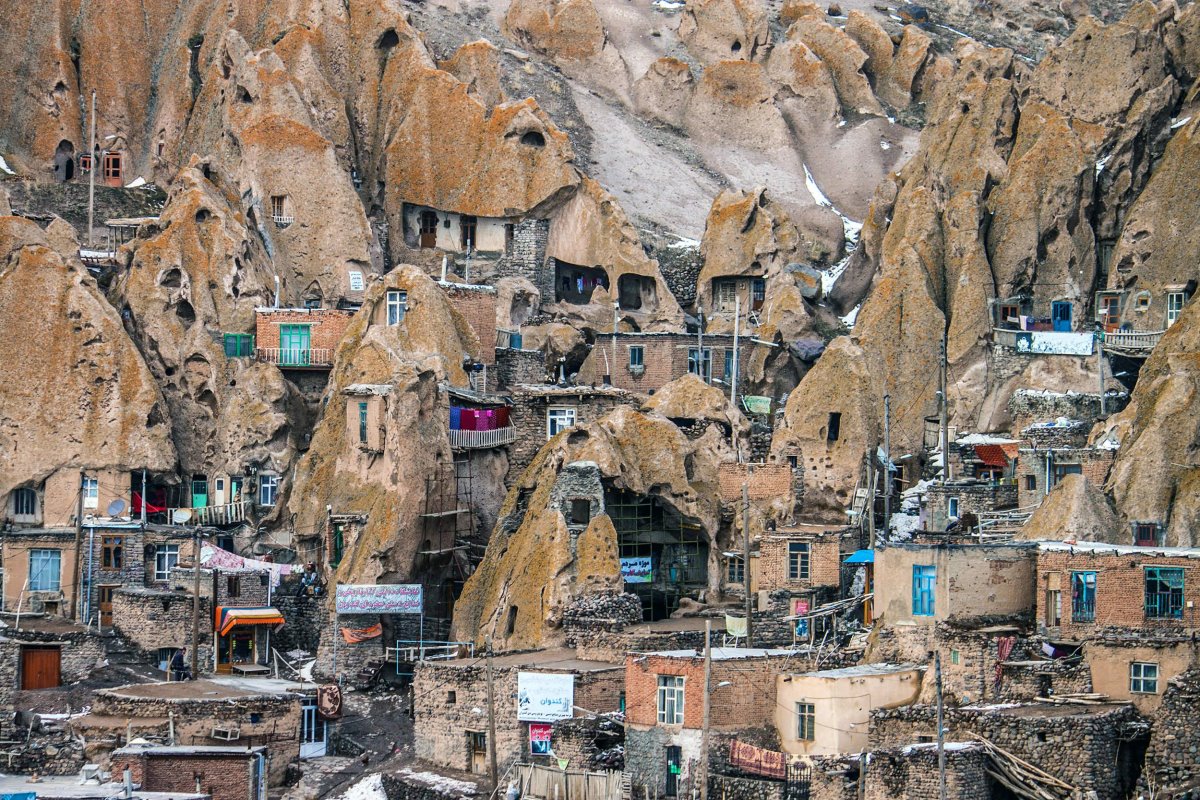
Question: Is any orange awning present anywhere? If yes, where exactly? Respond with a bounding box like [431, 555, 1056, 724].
[216, 606, 285, 637]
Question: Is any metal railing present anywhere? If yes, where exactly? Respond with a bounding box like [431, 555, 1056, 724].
[166, 500, 249, 526]
[256, 347, 334, 367]
[449, 426, 517, 450]
[272, 215, 294, 227]
[1102, 329, 1164, 353]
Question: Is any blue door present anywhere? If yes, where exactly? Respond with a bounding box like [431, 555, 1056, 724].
[1051, 301, 1072, 332]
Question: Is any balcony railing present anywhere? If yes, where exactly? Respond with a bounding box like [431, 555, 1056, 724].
[1101, 329, 1164, 355]
[256, 347, 334, 368]
[449, 426, 517, 450]
[166, 501, 249, 527]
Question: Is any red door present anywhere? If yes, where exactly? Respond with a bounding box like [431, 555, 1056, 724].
[21, 646, 61, 689]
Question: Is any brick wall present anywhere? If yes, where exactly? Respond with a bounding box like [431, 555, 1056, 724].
[755, 534, 842, 594]
[506, 389, 641, 485]
[624, 653, 791, 730]
[254, 308, 354, 352]
[442, 285, 497, 365]
[718, 464, 793, 503]
[584, 334, 756, 396]
[111, 750, 258, 800]
[1035, 548, 1200, 638]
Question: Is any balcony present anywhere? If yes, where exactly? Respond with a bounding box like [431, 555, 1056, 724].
[256, 347, 334, 368]
[1100, 329, 1164, 357]
[166, 500, 249, 527]
[449, 426, 517, 450]
[991, 328, 1095, 356]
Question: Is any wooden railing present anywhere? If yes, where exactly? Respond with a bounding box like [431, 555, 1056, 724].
[1102, 329, 1164, 353]
[166, 501, 249, 526]
[256, 347, 334, 367]
[449, 426, 517, 450]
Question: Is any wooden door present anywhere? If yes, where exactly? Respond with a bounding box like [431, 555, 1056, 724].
[99, 586, 116, 627]
[419, 211, 438, 248]
[21, 646, 61, 690]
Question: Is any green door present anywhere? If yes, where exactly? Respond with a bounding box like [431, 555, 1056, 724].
[192, 476, 208, 509]
[279, 324, 311, 366]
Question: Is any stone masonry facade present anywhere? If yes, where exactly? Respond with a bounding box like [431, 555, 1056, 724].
[506, 388, 642, 485]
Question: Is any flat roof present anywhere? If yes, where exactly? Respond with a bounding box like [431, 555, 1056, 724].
[101, 676, 311, 701]
[511, 384, 639, 398]
[1037, 541, 1200, 557]
[786, 663, 923, 679]
[440, 648, 620, 672]
[991, 702, 1128, 719]
[0, 774, 204, 800]
[640, 647, 798, 660]
[114, 744, 266, 756]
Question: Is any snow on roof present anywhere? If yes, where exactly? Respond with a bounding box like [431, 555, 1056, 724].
[642, 647, 798, 660]
[1036, 541, 1200, 557]
[393, 769, 478, 797]
[901, 742, 980, 754]
[788, 662, 923, 679]
[336, 774, 389, 800]
[955, 433, 1019, 446]
[438, 280, 496, 294]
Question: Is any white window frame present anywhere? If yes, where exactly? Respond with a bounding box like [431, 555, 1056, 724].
[29, 549, 62, 592]
[656, 675, 685, 725]
[788, 542, 811, 581]
[259, 474, 280, 507]
[82, 476, 99, 509]
[1167, 292, 1187, 327]
[154, 545, 179, 582]
[386, 290, 408, 326]
[715, 279, 737, 312]
[547, 407, 577, 439]
[1130, 661, 1159, 694]
[348, 271, 364, 292]
[688, 348, 713, 381]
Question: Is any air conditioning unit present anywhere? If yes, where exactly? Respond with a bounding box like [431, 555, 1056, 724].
[211, 726, 241, 741]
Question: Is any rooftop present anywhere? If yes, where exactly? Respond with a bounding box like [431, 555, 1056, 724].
[0, 774, 204, 800]
[440, 647, 620, 672]
[787, 662, 924, 679]
[114, 744, 267, 757]
[1037, 540, 1200, 557]
[101, 676, 312, 701]
[511, 383, 639, 398]
[640, 647, 799, 660]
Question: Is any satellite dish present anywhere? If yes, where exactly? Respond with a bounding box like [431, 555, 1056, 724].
[172, 508, 193, 524]
[107, 498, 127, 517]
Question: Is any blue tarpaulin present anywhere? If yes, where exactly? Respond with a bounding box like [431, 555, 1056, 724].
[844, 549, 875, 564]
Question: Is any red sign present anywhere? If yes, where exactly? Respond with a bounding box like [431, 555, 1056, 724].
[530, 723, 553, 755]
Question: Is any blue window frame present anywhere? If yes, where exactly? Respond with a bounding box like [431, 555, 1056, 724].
[1072, 571, 1096, 622]
[358, 402, 369, 443]
[1145, 567, 1184, 619]
[912, 565, 936, 616]
[29, 549, 62, 591]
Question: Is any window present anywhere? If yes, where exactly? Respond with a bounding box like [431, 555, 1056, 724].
[687, 348, 712, 381]
[358, 401, 369, 444]
[82, 476, 99, 509]
[506, 605, 518, 636]
[629, 346, 644, 369]
[1145, 567, 1184, 619]
[469, 731, 487, 754]
[259, 474, 279, 507]
[223, 333, 254, 357]
[715, 279, 737, 312]
[331, 524, 345, 565]
[950, 649, 960, 665]
[795, 702, 815, 741]
[947, 497, 960, 520]
[547, 407, 577, 439]
[727, 555, 744, 585]
[303, 298, 321, 310]
[912, 565, 936, 616]
[656, 675, 685, 724]
[1072, 571, 1096, 622]
[79, 153, 93, 173]
[1134, 522, 1163, 547]
[788, 542, 810, 581]
[386, 290, 407, 326]
[1136, 292, 1152, 311]
[826, 412, 841, 442]
[102, 152, 122, 181]
[1024, 475, 1037, 492]
[101, 536, 124, 569]
[13, 488, 37, 519]
[1046, 589, 1061, 626]
[29, 550, 62, 592]
[270, 195, 292, 226]
[1097, 240, 1115, 275]
[751, 278, 765, 310]
[1130, 662, 1159, 694]
[348, 271, 364, 292]
[227, 575, 241, 598]
[1167, 292, 1187, 327]
[461, 216, 477, 250]
[724, 350, 734, 384]
[998, 303, 1020, 324]
[447, 691, 457, 704]
[568, 499, 591, 526]
[154, 545, 179, 582]
[788, 455, 798, 469]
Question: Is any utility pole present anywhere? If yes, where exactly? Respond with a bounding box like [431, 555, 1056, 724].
[140, 469, 147, 525]
[485, 639, 499, 790]
[1097, 337, 1107, 416]
[612, 301, 619, 384]
[190, 526, 201, 679]
[882, 394, 891, 540]
[87, 90, 96, 246]
[698, 620, 712, 800]
[70, 472, 84, 620]
[938, 334, 949, 485]
[696, 310, 706, 384]
[935, 651, 947, 800]
[741, 481, 753, 648]
[730, 296, 740, 409]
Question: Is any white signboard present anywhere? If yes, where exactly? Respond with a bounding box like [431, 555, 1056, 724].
[621, 556, 652, 584]
[517, 672, 575, 722]
[335, 583, 423, 614]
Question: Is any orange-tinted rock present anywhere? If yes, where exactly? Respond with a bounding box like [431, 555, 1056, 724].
[845, 11, 894, 80]
[438, 40, 507, 109]
[503, 0, 607, 61]
[633, 57, 695, 128]
[684, 61, 792, 148]
[679, 0, 770, 64]
[786, 16, 884, 116]
[877, 26, 931, 109]
[766, 39, 841, 121]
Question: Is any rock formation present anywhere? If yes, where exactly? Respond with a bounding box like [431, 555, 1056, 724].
[1017, 473, 1120, 543]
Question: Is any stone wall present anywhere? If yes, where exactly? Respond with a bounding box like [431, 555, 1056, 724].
[315, 611, 385, 681]
[549, 716, 623, 771]
[568, 624, 707, 663]
[491, 219, 551, 298]
[495, 348, 547, 390]
[864, 744, 990, 800]
[1016, 448, 1115, 507]
[506, 388, 641, 484]
[588, 334, 756, 396]
[625, 725, 701, 799]
[653, 242, 701, 311]
[1139, 669, 1200, 796]
[111, 587, 213, 667]
[383, 768, 479, 800]
[271, 590, 327, 656]
[1008, 388, 1126, 431]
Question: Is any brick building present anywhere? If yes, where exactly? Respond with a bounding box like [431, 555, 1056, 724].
[577, 333, 759, 396]
[716, 463, 795, 505]
[254, 307, 354, 368]
[749, 525, 845, 598]
[413, 648, 623, 775]
[439, 282, 497, 366]
[110, 744, 268, 800]
[624, 648, 801, 799]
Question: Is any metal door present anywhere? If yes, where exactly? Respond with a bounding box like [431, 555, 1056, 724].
[784, 764, 812, 800]
[665, 745, 682, 797]
[21, 646, 61, 689]
[1051, 301, 1072, 332]
[300, 702, 328, 758]
[191, 476, 208, 509]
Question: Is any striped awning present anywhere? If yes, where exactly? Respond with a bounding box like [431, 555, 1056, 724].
[216, 606, 285, 637]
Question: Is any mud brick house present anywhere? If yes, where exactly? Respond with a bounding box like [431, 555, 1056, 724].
[0, 615, 105, 702]
[1035, 541, 1200, 712]
[578, 332, 758, 396]
[111, 744, 268, 800]
[745, 524, 844, 600]
[254, 306, 354, 368]
[413, 648, 623, 775]
[623, 647, 803, 800]
[923, 479, 1018, 532]
[3, 466, 134, 530]
[438, 282, 497, 368]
